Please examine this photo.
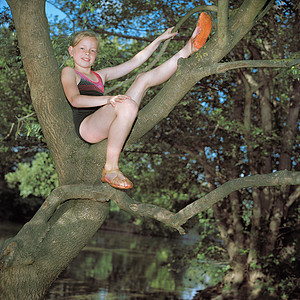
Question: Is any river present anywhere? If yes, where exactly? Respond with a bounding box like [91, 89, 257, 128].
[0, 222, 225, 300]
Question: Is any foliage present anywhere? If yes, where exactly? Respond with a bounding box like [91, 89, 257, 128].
[0, 9, 45, 180]
[5, 151, 58, 199]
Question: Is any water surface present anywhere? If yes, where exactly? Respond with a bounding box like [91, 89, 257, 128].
[0, 223, 224, 300]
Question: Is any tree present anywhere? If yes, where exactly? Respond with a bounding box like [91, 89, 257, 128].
[0, 0, 299, 299]
[0, 6, 47, 223]
[135, 3, 300, 298]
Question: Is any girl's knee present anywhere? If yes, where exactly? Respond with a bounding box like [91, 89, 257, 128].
[125, 72, 151, 105]
[134, 72, 150, 89]
[118, 99, 138, 117]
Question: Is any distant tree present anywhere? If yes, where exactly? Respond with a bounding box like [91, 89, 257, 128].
[0, 0, 299, 299]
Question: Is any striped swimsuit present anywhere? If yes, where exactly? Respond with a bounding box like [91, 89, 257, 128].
[69, 70, 105, 141]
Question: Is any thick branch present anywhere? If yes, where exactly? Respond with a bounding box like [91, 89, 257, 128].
[28, 183, 113, 226]
[120, 57, 298, 150]
[0, 183, 113, 267]
[0, 183, 112, 272]
[83, 1, 274, 172]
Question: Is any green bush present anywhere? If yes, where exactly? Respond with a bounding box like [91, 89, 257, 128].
[5, 151, 58, 199]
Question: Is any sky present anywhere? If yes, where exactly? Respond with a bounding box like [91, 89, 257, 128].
[45, 1, 66, 21]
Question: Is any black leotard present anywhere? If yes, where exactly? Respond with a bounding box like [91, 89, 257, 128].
[68, 70, 105, 141]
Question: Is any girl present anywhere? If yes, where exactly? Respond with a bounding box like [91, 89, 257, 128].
[61, 12, 212, 190]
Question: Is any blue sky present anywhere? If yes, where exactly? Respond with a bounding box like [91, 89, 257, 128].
[45, 1, 66, 21]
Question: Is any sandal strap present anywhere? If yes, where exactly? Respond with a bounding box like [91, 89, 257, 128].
[101, 169, 133, 189]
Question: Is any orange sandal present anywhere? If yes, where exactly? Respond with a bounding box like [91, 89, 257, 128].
[101, 169, 133, 190]
[191, 12, 212, 53]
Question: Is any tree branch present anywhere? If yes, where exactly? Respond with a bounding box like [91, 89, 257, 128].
[111, 191, 185, 234]
[215, 58, 300, 74]
[169, 170, 300, 230]
[217, 0, 229, 45]
[286, 185, 300, 210]
[254, 0, 274, 24]
[0, 183, 113, 270]
[189, 58, 300, 81]
[106, 171, 299, 235]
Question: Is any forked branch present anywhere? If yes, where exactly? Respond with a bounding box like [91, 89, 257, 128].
[4, 170, 298, 265]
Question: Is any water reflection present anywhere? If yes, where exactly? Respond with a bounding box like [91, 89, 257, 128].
[46, 230, 215, 300]
[0, 224, 224, 300]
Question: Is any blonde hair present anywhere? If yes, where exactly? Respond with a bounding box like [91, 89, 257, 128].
[71, 30, 99, 48]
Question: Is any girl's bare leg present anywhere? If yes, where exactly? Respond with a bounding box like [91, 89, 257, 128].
[103, 101, 138, 171]
[125, 39, 193, 105]
[79, 99, 138, 171]
[126, 12, 213, 104]
[79, 28, 199, 188]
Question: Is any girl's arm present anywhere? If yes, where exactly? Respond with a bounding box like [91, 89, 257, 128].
[97, 27, 177, 83]
[61, 67, 130, 108]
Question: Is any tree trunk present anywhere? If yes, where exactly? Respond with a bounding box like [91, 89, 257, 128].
[0, 200, 110, 300]
[0, 1, 111, 298]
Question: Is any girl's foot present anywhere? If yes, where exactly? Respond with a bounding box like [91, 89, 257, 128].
[191, 12, 212, 53]
[101, 168, 133, 189]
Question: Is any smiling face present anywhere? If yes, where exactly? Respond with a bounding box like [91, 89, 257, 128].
[69, 37, 98, 70]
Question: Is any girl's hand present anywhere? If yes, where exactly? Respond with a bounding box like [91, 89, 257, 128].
[158, 27, 178, 42]
[109, 95, 132, 107]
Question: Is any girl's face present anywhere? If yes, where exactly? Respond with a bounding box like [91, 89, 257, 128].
[69, 37, 98, 69]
